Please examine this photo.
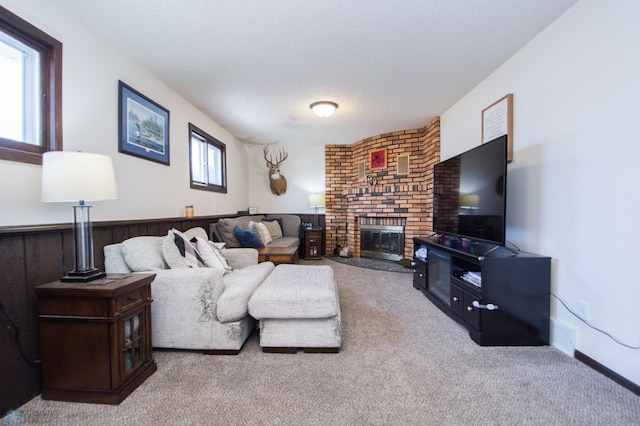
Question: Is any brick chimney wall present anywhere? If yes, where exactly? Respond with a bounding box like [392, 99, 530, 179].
[325, 116, 441, 259]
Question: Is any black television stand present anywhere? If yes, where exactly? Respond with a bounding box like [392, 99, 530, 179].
[412, 235, 551, 346]
[481, 244, 501, 256]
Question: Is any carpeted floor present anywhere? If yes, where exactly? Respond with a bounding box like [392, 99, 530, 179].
[16, 258, 639, 425]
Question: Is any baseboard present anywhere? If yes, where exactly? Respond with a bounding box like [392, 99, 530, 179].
[575, 350, 640, 396]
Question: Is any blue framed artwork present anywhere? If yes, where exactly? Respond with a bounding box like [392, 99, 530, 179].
[118, 81, 170, 165]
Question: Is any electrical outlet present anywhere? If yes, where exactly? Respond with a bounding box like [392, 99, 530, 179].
[578, 300, 589, 320]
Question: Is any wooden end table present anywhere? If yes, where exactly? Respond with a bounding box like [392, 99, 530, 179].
[35, 273, 157, 404]
[304, 227, 323, 259]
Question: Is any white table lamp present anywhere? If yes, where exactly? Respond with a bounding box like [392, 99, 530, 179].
[41, 151, 119, 282]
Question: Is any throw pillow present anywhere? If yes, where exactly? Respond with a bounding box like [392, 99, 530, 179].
[162, 229, 205, 268]
[262, 219, 283, 240]
[183, 227, 209, 241]
[263, 217, 283, 236]
[233, 226, 265, 248]
[192, 236, 233, 274]
[252, 221, 272, 245]
[209, 241, 233, 273]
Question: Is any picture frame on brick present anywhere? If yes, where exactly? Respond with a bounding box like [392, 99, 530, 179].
[370, 148, 387, 170]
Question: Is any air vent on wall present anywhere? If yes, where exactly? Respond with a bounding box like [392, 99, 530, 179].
[397, 155, 409, 175]
[358, 162, 366, 180]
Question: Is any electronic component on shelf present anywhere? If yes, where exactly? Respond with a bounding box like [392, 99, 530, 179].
[461, 271, 482, 287]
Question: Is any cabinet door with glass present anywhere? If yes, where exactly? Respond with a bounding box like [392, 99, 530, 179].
[426, 246, 451, 306]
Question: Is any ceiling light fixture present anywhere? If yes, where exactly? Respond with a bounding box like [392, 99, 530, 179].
[310, 101, 338, 118]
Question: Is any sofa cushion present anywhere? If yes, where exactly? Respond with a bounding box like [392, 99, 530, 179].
[104, 243, 133, 274]
[264, 236, 299, 248]
[262, 219, 283, 239]
[248, 264, 338, 319]
[216, 261, 275, 323]
[121, 236, 167, 272]
[216, 215, 265, 247]
[163, 229, 206, 268]
[266, 214, 300, 238]
[234, 226, 265, 248]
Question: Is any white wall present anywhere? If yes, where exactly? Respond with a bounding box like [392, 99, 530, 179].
[246, 142, 327, 215]
[441, 0, 640, 385]
[0, 0, 250, 226]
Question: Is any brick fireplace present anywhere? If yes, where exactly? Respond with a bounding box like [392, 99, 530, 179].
[324, 117, 440, 260]
[359, 218, 405, 261]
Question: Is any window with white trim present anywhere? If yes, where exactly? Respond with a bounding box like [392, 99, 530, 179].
[0, 6, 62, 165]
[189, 123, 227, 193]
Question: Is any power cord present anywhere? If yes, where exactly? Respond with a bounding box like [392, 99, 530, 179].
[0, 300, 41, 366]
[505, 240, 521, 253]
[551, 293, 640, 350]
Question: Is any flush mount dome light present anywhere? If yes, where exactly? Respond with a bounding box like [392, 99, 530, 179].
[310, 101, 338, 118]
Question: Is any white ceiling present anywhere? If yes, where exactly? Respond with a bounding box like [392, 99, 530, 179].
[53, 0, 578, 146]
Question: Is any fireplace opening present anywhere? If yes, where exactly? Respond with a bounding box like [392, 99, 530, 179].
[360, 225, 404, 261]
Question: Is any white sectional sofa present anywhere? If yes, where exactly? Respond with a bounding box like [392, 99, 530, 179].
[103, 227, 275, 354]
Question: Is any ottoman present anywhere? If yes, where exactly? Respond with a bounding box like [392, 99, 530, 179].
[248, 264, 342, 353]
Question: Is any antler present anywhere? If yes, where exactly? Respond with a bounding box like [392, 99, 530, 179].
[263, 146, 288, 166]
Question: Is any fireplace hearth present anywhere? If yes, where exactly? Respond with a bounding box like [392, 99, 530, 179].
[360, 224, 405, 261]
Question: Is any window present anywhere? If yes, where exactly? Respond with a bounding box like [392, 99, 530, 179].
[189, 123, 227, 193]
[0, 6, 62, 165]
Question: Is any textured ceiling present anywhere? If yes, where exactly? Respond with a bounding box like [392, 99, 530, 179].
[52, 0, 578, 146]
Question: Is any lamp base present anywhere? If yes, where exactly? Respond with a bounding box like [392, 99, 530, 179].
[61, 269, 106, 283]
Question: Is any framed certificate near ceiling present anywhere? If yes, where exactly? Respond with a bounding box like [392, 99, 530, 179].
[482, 94, 513, 162]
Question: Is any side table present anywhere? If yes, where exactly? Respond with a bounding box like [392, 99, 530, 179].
[256, 246, 299, 265]
[304, 227, 323, 259]
[35, 273, 157, 404]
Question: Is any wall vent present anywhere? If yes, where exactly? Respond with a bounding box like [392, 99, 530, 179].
[397, 154, 409, 175]
[550, 318, 575, 357]
[358, 162, 366, 180]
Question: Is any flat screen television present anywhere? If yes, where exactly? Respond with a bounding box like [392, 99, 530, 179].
[432, 136, 508, 246]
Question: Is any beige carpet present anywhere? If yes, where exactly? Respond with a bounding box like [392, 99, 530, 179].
[17, 258, 639, 425]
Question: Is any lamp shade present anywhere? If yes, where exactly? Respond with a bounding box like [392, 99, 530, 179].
[310, 101, 338, 118]
[41, 151, 119, 202]
[309, 193, 326, 208]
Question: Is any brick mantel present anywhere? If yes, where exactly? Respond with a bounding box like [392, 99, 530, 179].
[344, 184, 431, 197]
[325, 117, 440, 259]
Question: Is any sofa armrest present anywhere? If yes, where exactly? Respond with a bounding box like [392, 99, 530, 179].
[217, 261, 275, 323]
[150, 267, 225, 319]
[222, 248, 258, 270]
[104, 243, 133, 274]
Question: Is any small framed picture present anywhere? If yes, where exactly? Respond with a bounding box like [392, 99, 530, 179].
[118, 81, 170, 165]
[248, 207, 257, 214]
[369, 148, 387, 170]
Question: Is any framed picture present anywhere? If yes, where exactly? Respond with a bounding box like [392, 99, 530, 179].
[369, 148, 387, 170]
[482, 93, 513, 162]
[118, 81, 170, 165]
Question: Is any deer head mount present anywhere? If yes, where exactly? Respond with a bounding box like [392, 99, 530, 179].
[263, 146, 288, 196]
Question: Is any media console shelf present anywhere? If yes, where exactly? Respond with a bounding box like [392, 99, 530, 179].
[413, 236, 550, 346]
